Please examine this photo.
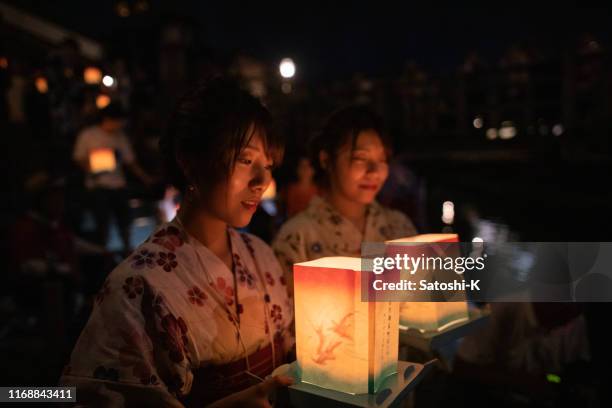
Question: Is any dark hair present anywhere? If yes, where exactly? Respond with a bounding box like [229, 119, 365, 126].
[99, 102, 127, 120]
[160, 78, 283, 192]
[310, 105, 390, 188]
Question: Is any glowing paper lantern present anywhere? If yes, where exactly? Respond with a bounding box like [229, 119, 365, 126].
[294, 257, 399, 395]
[386, 234, 469, 333]
[89, 148, 117, 173]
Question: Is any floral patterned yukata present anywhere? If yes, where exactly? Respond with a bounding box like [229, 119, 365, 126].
[60, 218, 293, 407]
[272, 195, 417, 291]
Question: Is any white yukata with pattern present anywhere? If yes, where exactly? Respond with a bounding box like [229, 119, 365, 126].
[60, 218, 293, 407]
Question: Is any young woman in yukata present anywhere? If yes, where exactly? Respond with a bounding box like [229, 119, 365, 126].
[272, 106, 418, 294]
[61, 79, 294, 407]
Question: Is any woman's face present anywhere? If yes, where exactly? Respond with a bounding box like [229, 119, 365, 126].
[204, 132, 274, 228]
[326, 129, 389, 205]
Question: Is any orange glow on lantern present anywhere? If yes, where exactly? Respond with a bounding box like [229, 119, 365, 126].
[386, 234, 469, 332]
[294, 257, 399, 394]
[89, 148, 117, 173]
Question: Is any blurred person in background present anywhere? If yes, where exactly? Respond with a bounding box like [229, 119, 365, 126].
[7, 171, 108, 337]
[73, 102, 154, 252]
[46, 38, 87, 140]
[9, 172, 80, 322]
[6, 58, 28, 125]
[281, 155, 318, 218]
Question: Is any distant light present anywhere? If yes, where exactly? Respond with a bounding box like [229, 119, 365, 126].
[486, 128, 498, 140]
[499, 127, 516, 139]
[96, 94, 111, 109]
[159, 186, 179, 222]
[470, 237, 485, 257]
[102, 75, 115, 87]
[134, 0, 149, 13]
[546, 374, 561, 384]
[262, 179, 276, 200]
[279, 58, 296, 79]
[261, 180, 278, 216]
[0, 57, 8, 69]
[35, 77, 48, 94]
[281, 82, 292, 94]
[261, 200, 278, 217]
[116, 2, 130, 17]
[552, 124, 564, 137]
[84, 67, 102, 84]
[499, 121, 517, 140]
[442, 201, 455, 225]
[473, 116, 483, 129]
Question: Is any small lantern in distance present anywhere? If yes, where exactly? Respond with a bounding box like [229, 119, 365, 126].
[89, 148, 117, 173]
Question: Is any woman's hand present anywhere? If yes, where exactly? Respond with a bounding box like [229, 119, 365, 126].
[208, 375, 294, 408]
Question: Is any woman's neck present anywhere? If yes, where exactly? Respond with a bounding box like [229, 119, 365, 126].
[177, 203, 231, 265]
[323, 189, 367, 232]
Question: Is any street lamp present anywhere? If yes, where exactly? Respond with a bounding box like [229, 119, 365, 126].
[102, 75, 115, 87]
[279, 58, 296, 79]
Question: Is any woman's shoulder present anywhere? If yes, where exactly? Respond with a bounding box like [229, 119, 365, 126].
[108, 222, 189, 283]
[381, 204, 410, 222]
[274, 210, 320, 244]
[280, 195, 328, 232]
[282, 209, 314, 229]
[370, 200, 406, 221]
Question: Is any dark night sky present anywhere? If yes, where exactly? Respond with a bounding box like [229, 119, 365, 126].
[5, 1, 612, 80]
